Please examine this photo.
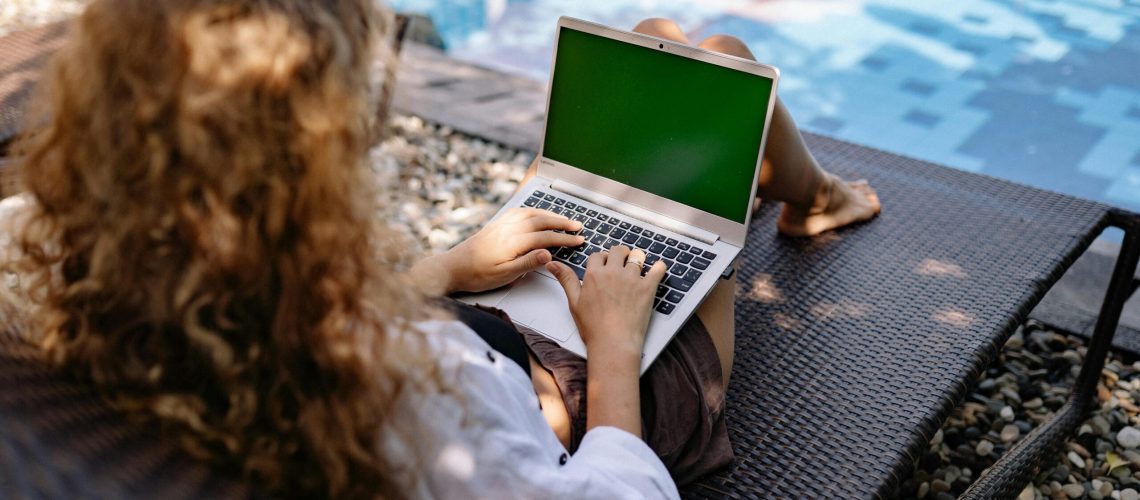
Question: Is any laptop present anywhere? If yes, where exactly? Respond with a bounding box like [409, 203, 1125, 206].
[459, 17, 780, 374]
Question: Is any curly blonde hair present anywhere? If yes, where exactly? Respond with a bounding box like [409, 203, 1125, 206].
[9, 0, 438, 497]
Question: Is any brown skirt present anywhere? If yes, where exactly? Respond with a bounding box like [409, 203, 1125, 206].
[511, 313, 734, 486]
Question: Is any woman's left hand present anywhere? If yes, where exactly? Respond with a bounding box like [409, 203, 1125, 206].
[409, 207, 584, 295]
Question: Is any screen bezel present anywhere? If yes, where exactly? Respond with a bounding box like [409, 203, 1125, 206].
[536, 17, 780, 248]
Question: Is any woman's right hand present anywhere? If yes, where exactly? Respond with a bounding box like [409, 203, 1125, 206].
[547, 245, 666, 438]
[547, 246, 667, 359]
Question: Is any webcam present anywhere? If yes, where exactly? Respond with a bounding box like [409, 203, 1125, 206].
[659, 43, 664, 49]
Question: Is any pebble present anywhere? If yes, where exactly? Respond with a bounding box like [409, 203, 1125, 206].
[975, 440, 994, 456]
[1063, 483, 1086, 498]
[1093, 416, 1114, 436]
[1001, 424, 1020, 442]
[1070, 450, 1087, 469]
[1001, 406, 1016, 420]
[1119, 427, 1140, 449]
[931, 479, 950, 493]
[1123, 488, 1140, 500]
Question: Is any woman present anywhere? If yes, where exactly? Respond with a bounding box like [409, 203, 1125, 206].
[5, 1, 879, 498]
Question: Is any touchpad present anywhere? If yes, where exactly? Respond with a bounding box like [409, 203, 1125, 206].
[499, 273, 578, 343]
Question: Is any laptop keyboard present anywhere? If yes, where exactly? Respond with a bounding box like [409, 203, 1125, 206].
[521, 190, 718, 316]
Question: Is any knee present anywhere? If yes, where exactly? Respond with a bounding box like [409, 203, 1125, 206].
[632, 18, 687, 42]
[697, 34, 756, 60]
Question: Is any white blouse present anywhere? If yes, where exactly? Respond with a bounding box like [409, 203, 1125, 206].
[381, 320, 679, 499]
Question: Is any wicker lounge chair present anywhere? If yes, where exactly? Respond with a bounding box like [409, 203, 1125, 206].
[3, 22, 1139, 499]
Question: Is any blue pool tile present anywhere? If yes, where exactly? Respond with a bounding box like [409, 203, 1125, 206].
[908, 21, 941, 36]
[903, 110, 942, 128]
[1133, 151, 1140, 166]
[962, 14, 988, 25]
[900, 79, 937, 97]
[954, 42, 987, 56]
[808, 116, 845, 133]
[860, 56, 890, 72]
[1128, 105, 1140, 121]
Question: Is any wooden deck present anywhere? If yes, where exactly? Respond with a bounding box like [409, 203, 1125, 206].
[393, 43, 546, 153]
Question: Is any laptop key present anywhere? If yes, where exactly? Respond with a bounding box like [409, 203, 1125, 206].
[666, 275, 694, 292]
[656, 285, 667, 297]
[611, 228, 626, 239]
[590, 234, 607, 246]
[597, 223, 612, 234]
[670, 264, 688, 276]
[524, 197, 539, 207]
[622, 233, 639, 245]
[684, 268, 703, 282]
[553, 198, 566, 206]
[570, 253, 587, 266]
[575, 206, 587, 213]
[663, 247, 679, 259]
[665, 290, 684, 304]
[534, 190, 547, 197]
[635, 237, 652, 249]
[565, 202, 577, 209]
[569, 264, 586, 280]
[630, 226, 643, 234]
[655, 302, 675, 315]
[644, 254, 660, 265]
[649, 242, 666, 254]
[556, 248, 574, 259]
[603, 238, 619, 249]
[619, 221, 632, 230]
[643, 230, 655, 238]
[543, 194, 555, 201]
[586, 210, 598, 217]
[580, 230, 595, 240]
[584, 219, 599, 229]
[677, 242, 691, 251]
[703, 250, 718, 260]
[666, 238, 678, 246]
[653, 234, 666, 242]
[691, 257, 711, 270]
[584, 245, 602, 256]
[609, 216, 621, 225]
[677, 252, 694, 264]
[537, 201, 551, 209]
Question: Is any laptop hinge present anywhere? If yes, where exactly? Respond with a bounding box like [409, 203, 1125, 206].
[549, 179, 719, 246]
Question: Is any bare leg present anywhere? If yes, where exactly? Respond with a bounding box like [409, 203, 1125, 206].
[694, 34, 881, 237]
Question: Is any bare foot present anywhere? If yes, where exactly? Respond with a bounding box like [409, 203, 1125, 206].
[776, 174, 881, 237]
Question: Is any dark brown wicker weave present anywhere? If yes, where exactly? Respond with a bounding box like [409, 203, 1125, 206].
[4, 19, 1140, 500]
[681, 134, 1140, 499]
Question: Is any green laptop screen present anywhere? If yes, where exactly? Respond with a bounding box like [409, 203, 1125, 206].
[543, 27, 773, 224]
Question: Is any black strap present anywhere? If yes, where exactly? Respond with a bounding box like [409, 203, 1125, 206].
[437, 299, 531, 377]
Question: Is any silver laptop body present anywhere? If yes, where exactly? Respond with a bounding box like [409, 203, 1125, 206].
[459, 17, 780, 374]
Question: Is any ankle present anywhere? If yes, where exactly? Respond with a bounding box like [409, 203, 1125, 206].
[792, 173, 834, 216]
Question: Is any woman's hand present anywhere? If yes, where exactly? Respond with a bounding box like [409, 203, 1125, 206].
[547, 245, 667, 359]
[547, 245, 667, 438]
[408, 208, 585, 296]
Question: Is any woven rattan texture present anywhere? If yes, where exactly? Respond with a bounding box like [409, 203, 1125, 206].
[0, 22, 67, 150]
[684, 133, 1110, 498]
[0, 329, 250, 499]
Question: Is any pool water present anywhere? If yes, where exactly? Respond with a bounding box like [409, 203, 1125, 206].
[390, 0, 1140, 213]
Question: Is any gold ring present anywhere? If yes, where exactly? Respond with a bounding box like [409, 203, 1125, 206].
[627, 258, 644, 268]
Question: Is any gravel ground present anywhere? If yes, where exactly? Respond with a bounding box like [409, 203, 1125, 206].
[0, 0, 86, 37]
[7, 4, 1140, 499]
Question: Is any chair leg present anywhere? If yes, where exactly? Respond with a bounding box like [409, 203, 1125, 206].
[963, 220, 1140, 499]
